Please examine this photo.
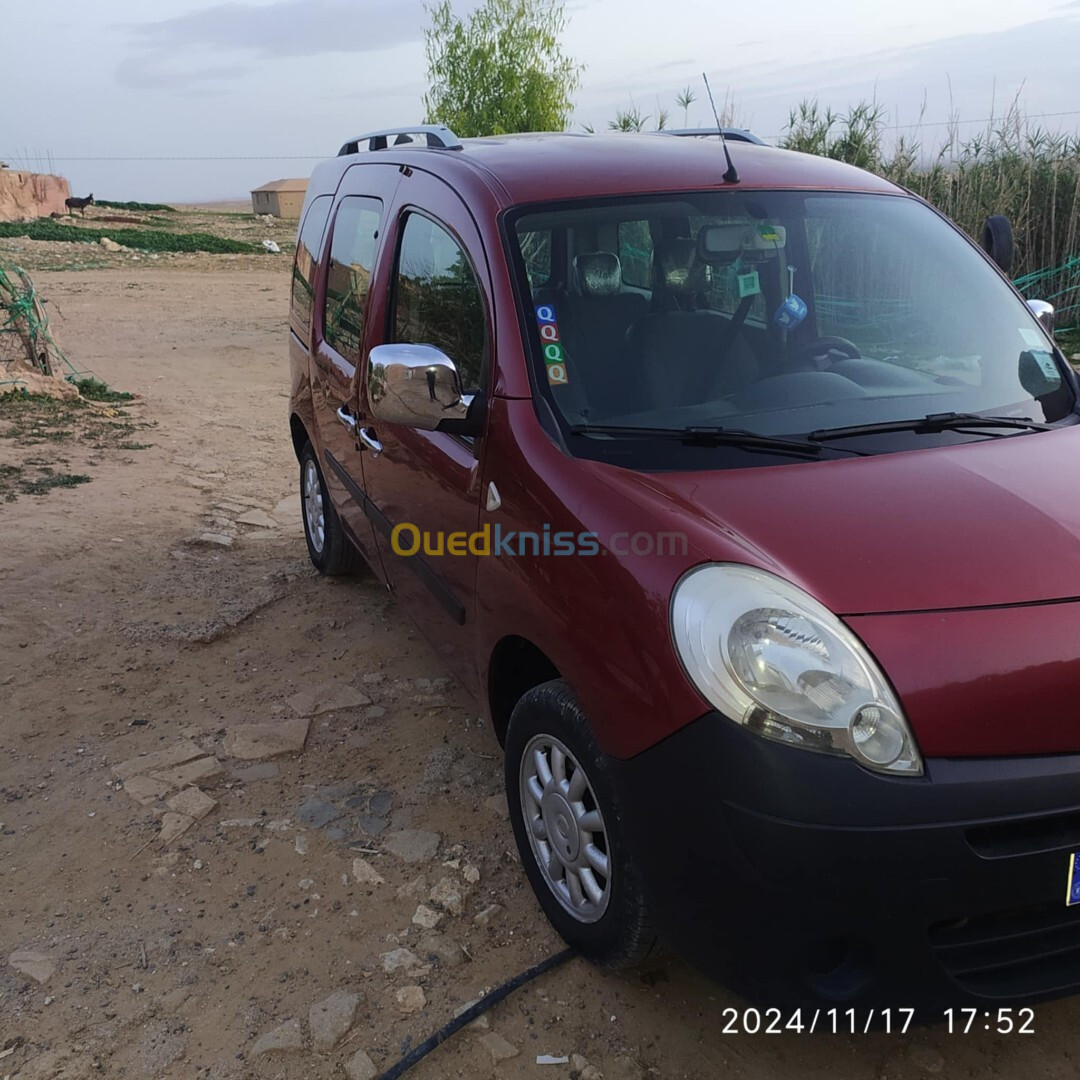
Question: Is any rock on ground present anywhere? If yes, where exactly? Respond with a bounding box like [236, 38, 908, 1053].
[412, 904, 442, 929]
[158, 811, 195, 845]
[395, 985, 426, 1013]
[352, 858, 384, 885]
[236, 508, 277, 528]
[112, 740, 204, 781]
[380, 947, 425, 975]
[151, 756, 224, 788]
[383, 830, 440, 863]
[479, 1032, 519, 1062]
[9, 949, 56, 984]
[418, 931, 465, 968]
[297, 798, 342, 828]
[473, 903, 503, 927]
[165, 787, 217, 820]
[251, 1018, 304, 1056]
[428, 876, 464, 915]
[121, 774, 172, 806]
[344, 1049, 379, 1080]
[286, 682, 371, 717]
[222, 718, 311, 760]
[188, 531, 234, 548]
[309, 990, 360, 1051]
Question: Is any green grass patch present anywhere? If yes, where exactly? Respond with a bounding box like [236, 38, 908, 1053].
[95, 200, 177, 212]
[72, 377, 134, 402]
[18, 468, 92, 496]
[0, 219, 259, 254]
[0, 389, 153, 502]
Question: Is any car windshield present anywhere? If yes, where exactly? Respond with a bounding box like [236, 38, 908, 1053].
[510, 191, 1074, 458]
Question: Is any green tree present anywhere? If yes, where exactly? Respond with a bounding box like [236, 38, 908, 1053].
[675, 86, 696, 128]
[423, 0, 583, 138]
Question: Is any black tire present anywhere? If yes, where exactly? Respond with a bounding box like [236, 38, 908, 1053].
[505, 679, 658, 967]
[299, 440, 362, 576]
[981, 215, 1015, 274]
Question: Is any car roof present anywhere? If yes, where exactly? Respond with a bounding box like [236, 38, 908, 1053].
[316, 132, 902, 208]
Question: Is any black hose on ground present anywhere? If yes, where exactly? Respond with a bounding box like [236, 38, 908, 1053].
[376, 947, 576, 1080]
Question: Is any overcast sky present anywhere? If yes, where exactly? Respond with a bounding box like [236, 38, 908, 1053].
[3, 0, 1079, 202]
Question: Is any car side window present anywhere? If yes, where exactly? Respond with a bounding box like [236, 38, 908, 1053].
[618, 219, 652, 289]
[290, 194, 332, 338]
[324, 196, 383, 358]
[519, 229, 551, 289]
[392, 213, 486, 394]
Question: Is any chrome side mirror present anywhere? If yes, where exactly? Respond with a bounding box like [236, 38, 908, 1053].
[368, 343, 479, 434]
[1026, 299, 1055, 337]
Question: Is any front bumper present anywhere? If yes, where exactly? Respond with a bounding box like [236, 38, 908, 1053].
[610, 711, 1080, 1011]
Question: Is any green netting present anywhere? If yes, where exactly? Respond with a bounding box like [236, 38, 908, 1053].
[1013, 257, 1080, 329]
[0, 260, 96, 389]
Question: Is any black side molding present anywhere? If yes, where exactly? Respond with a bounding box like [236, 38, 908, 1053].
[324, 450, 466, 626]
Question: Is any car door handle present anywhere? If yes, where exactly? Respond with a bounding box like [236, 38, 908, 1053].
[358, 427, 383, 456]
[336, 406, 357, 431]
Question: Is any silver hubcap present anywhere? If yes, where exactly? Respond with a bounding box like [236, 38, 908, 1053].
[303, 459, 325, 555]
[520, 734, 611, 923]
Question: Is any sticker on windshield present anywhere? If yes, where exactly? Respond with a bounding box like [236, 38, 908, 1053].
[535, 304, 570, 386]
[1066, 852, 1080, 906]
[1017, 328, 1058, 378]
[737, 270, 761, 299]
[757, 224, 782, 243]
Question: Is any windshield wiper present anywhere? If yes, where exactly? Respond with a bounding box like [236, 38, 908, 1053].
[570, 424, 824, 456]
[809, 412, 1054, 443]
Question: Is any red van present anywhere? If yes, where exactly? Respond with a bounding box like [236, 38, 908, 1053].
[288, 125, 1077, 1010]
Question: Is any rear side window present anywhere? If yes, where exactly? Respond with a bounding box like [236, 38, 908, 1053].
[324, 196, 383, 358]
[518, 229, 551, 288]
[290, 194, 332, 338]
[617, 219, 652, 288]
[393, 213, 486, 394]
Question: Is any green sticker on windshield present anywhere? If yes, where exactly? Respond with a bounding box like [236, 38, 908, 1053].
[757, 224, 781, 243]
[737, 270, 761, 298]
[1032, 349, 1059, 379]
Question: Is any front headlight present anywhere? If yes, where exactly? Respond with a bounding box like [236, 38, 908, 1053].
[671, 563, 922, 775]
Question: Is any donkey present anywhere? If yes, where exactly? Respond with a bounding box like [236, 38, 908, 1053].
[65, 193, 94, 215]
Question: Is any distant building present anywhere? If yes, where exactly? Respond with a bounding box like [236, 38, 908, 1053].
[250, 178, 308, 218]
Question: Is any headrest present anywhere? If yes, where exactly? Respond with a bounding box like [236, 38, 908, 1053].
[574, 252, 622, 297]
[655, 237, 698, 293]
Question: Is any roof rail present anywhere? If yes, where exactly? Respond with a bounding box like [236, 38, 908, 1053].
[656, 127, 765, 146]
[338, 125, 464, 156]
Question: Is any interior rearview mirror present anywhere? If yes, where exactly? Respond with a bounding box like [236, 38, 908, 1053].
[368, 343, 483, 435]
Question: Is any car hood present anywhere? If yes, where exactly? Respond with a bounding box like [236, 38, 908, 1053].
[599, 426, 1080, 614]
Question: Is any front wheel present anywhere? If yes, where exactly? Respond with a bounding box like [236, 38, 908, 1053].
[299, 440, 361, 576]
[505, 679, 657, 967]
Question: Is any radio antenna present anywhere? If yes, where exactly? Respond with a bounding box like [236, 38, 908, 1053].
[702, 72, 739, 184]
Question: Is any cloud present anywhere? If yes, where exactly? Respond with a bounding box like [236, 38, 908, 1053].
[115, 56, 250, 90]
[116, 0, 433, 91]
[125, 0, 425, 60]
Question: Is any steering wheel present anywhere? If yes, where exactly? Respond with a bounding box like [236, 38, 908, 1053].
[789, 335, 861, 369]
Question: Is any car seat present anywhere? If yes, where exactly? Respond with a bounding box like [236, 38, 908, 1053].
[549, 252, 648, 419]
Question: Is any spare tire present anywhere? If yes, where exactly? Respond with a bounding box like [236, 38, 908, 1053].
[981, 215, 1015, 274]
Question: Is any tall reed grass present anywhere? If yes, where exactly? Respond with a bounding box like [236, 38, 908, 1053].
[780, 100, 1080, 327]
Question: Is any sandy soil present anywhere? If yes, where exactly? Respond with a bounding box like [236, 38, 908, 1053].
[2, 264, 1078, 1078]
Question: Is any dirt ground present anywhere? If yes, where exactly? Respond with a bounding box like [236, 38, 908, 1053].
[2, 262, 1080, 1079]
